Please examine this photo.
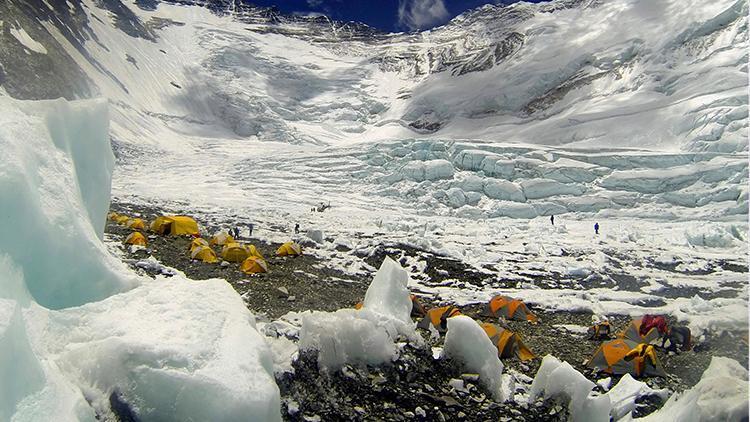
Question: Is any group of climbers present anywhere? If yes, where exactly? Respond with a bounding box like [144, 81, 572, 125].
[108, 211, 303, 275]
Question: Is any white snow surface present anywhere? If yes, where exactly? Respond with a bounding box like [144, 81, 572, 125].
[530, 355, 672, 422]
[0, 97, 280, 421]
[1, 0, 748, 418]
[9, 26, 47, 54]
[40, 0, 744, 345]
[625, 356, 749, 422]
[441, 315, 508, 401]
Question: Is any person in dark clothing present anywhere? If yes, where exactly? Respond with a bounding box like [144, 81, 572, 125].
[594, 222, 600, 234]
[550, 215, 555, 226]
[247, 223, 254, 237]
[294, 223, 300, 234]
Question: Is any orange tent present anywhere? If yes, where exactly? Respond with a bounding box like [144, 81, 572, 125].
[587, 338, 666, 378]
[417, 306, 461, 332]
[488, 295, 538, 322]
[481, 323, 535, 361]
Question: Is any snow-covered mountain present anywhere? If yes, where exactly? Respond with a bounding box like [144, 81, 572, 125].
[1, 0, 747, 151]
[1, 1, 748, 420]
[1, 0, 747, 224]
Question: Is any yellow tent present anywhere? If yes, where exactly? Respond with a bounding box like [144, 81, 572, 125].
[241, 256, 268, 274]
[276, 242, 302, 257]
[191, 245, 219, 263]
[189, 237, 210, 252]
[222, 242, 248, 263]
[210, 232, 235, 246]
[246, 244, 264, 260]
[481, 323, 535, 361]
[115, 215, 130, 225]
[150, 216, 200, 236]
[108, 212, 120, 221]
[487, 295, 538, 323]
[124, 232, 147, 246]
[126, 218, 147, 230]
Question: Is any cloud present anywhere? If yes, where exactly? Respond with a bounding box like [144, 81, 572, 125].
[397, 0, 450, 31]
[306, 0, 324, 7]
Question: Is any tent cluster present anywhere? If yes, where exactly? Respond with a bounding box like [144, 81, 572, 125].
[410, 295, 537, 362]
[109, 211, 303, 275]
[586, 315, 689, 378]
[109, 212, 151, 247]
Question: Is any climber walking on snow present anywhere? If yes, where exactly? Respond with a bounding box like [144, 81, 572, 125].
[594, 222, 600, 234]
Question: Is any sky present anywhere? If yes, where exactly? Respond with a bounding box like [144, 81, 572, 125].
[244, 0, 548, 32]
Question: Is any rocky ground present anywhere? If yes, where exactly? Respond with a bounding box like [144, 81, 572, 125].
[106, 201, 748, 421]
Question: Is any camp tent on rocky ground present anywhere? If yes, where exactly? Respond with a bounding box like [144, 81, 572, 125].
[587, 338, 666, 378]
[150, 216, 200, 236]
[115, 215, 130, 225]
[417, 306, 461, 332]
[210, 232, 234, 246]
[124, 232, 147, 246]
[108, 212, 120, 221]
[276, 242, 302, 257]
[126, 218, 146, 230]
[191, 245, 218, 263]
[241, 256, 268, 274]
[222, 243, 248, 263]
[620, 317, 663, 343]
[189, 237, 210, 252]
[481, 322, 535, 361]
[487, 295, 538, 323]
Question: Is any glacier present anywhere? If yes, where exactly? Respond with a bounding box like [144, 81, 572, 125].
[0, 97, 280, 421]
[0, 0, 747, 419]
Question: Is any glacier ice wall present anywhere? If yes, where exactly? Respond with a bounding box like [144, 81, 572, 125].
[0, 97, 136, 310]
[0, 97, 281, 421]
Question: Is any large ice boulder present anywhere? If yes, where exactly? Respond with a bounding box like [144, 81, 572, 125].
[299, 308, 399, 371]
[484, 179, 526, 202]
[300, 257, 422, 371]
[442, 315, 506, 401]
[402, 159, 455, 181]
[0, 97, 281, 421]
[43, 278, 281, 421]
[520, 179, 584, 200]
[630, 356, 748, 422]
[363, 256, 412, 325]
[0, 98, 136, 309]
[530, 355, 611, 422]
